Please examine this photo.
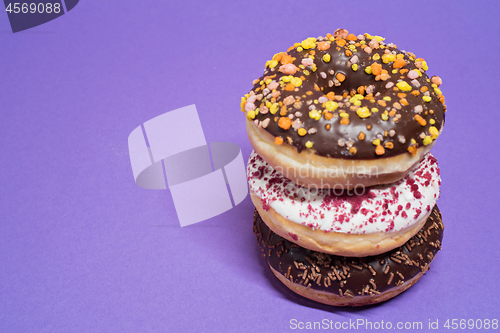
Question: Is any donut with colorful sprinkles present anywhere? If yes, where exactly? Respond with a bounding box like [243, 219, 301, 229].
[242, 29, 446, 189]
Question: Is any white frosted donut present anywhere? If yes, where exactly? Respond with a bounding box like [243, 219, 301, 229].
[247, 150, 441, 257]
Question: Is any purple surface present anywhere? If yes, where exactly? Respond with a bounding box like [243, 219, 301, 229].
[1, 1, 499, 332]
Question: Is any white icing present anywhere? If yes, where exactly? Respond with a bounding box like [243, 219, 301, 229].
[247, 151, 441, 234]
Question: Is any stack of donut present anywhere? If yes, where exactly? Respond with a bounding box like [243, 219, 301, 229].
[243, 29, 446, 306]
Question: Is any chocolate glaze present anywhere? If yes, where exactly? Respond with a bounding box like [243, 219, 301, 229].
[245, 32, 446, 159]
[253, 205, 443, 298]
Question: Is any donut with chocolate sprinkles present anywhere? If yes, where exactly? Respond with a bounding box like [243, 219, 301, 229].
[242, 29, 445, 189]
[253, 205, 444, 307]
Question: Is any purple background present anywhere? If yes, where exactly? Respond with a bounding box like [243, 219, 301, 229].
[1, 1, 499, 332]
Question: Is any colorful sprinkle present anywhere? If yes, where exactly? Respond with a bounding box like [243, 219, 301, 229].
[357, 107, 371, 118]
[396, 81, 412, 92]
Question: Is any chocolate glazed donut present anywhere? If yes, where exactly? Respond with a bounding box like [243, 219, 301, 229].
[253, 205, 444, 307]
[243, 29, 446, 188]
